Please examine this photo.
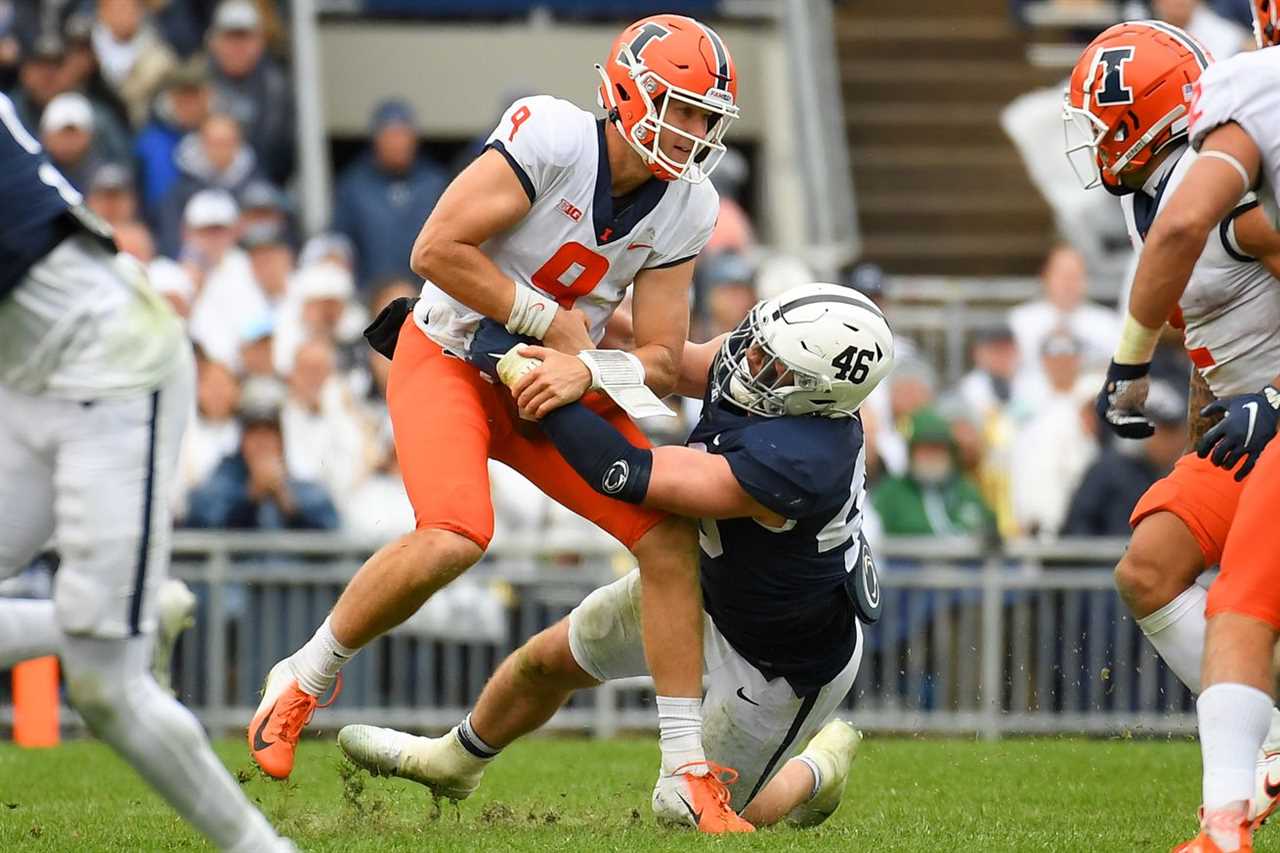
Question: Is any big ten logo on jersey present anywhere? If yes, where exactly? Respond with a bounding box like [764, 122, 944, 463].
[557, 198, 583, 222]
[533, 242, 609, 309]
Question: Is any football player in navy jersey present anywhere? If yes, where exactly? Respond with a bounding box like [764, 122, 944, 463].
[0, 92, 293, 851]
[340, 283, 894, 828]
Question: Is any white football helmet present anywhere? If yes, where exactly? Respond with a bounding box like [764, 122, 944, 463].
[709, 282, 895, 418]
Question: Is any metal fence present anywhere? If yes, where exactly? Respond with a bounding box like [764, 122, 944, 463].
[3, 532, 1196, 741]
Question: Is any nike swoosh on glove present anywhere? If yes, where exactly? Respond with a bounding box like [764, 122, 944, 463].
[1197, 386, 1280, 481]
[1096, 360, 1154, 439]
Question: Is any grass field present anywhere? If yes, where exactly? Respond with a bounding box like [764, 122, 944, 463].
[0, 733, 1244, 851]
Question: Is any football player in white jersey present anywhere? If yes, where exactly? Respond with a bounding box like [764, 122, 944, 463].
[0, 92, 294, 851]
[1080, 10, 1280, 851]
[248, 14, 752, 831]
[1066, 22, 1280, 850]
[337, 282, 893, 830]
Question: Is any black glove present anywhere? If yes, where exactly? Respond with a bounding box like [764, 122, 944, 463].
[1096, 360, 1155, 439]
[467, 318, 537, 381]
[1196, 386, 1280, 481]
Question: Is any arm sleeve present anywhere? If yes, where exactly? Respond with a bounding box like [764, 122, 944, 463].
[723, 418, 857, 519]
[483, 96, 583, 204]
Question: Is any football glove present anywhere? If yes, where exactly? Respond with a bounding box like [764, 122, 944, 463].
[1196, 386, 1280, 481]
[1095, 360, 1155, 439]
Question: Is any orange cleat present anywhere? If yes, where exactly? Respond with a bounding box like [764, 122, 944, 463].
[652, 760, 755, 834]
[1173, 806, 1253, 852]
[247, 660, 340, 779]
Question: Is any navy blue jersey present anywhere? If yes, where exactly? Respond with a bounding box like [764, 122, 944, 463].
[689, 398, 867, 695]
[0, 93, 91, 300]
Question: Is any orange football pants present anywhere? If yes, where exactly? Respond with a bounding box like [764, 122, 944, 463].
[386, 317, 666, 551]
[1209, 442, 1280, 629]
[1130, 452, 1245, 567]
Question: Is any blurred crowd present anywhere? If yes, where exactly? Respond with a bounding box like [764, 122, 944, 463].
[2, 1, 1189, 548]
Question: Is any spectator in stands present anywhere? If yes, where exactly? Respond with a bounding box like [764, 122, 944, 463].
[182, 189, 261, 366]
[1010, 331, 1099, 538]
[175, 353, 242, 518]
[135, 57, 211, 222]
[282, 338, 372, 514]
[243, 220, 294, 305]
[8, 33, 68, 134]
[238, 314, 276, 379]
[89, 0, 177, 129]
[62, 11, 132, 135]
[0, 10, 18, 93]
[157, 111, 260, 256]
[1152, 0, 1250, 60]
[1009, 244, 1119, 407]
[238, 178, 293, 245]
[85, 161, 138, 227]
[299, 231, 356, 273]
[332, 99, 448, 288]
[698, 252, 756, 338]
[952, 325, 1021, 538]
[705, 147, 756, 256]
[1061, 380, 1187, 537]
[872, 408, 997, 537]
[343, 421, 414, 539]
[273, 260, 361, 373]
[205, 0, 293, 183]
[185, 376, 338, 530]
[40, 92, 98, 190]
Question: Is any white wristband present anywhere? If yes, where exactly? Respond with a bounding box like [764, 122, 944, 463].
[506, 285, 558, 340]
[577, 349, 645, 391]
[1113, 311, 1161, 365]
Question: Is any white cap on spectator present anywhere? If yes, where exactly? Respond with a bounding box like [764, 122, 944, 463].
[40, 93, 93, 133]
[213, 0, 261, 33]
[294, 261, 355, 302]
[184, 189, 240, 229]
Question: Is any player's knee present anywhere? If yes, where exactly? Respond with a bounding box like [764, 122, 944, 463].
[405, 527, 484, 591]
[630, 516, 699, 577]
[1116, 515, 1205, 616]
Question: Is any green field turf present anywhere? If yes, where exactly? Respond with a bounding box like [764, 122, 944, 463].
[0, 733, 1239, 851]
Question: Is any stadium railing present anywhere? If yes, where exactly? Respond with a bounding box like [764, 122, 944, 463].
[1, 532, 1194, 741]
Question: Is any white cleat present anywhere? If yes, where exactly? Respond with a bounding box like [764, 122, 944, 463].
[338, 724, 488, 800]
[1251, 749, 1280, 828]
[152, 578, 196, 692]
[786, 719, 863, 828]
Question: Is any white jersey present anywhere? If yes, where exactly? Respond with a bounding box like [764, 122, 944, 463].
[1189, 46, 1280, 230]
[0, 235, 185, 399]
[413, 95, 719, 353]
[1121, 146, 1280, 397]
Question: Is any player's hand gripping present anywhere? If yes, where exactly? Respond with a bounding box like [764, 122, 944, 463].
[541, 307, 594, 355]
[510, 345, 592, 420]
[1196, 386, 1280, 481]
[1095, 360, 1155, 439]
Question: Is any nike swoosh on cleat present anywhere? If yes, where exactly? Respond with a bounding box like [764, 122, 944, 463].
[735, 687, 760, 707]
[675, 791, 701, 825]
[252, 709, 275, 751]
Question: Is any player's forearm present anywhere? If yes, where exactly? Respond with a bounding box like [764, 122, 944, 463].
[675, 336, 725, 399]
[1127, 223, 1207, 332]
[410, 231, 517, 325]
[631, 343, 679, 397]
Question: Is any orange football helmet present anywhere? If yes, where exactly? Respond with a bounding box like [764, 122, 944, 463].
[596, 14, 740, 184]
[1063, 21, 1211, 194]
[1253, 0, 1279, 48]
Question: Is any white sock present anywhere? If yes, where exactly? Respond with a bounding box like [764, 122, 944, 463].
[61, 635, 286, 851]
[793, 754, 823, 800]
[1136, 585, 1206, 694]
[0, 598, 62, 668]
[290, 615, 357, 697]
[454, 714, 500, 759]
[656, 695, 706, 775]
[1199, 683, 1274, 810]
